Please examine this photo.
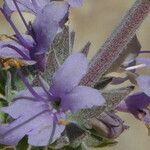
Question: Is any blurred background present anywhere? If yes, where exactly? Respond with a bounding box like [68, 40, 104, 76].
[0, 0, 150, 150]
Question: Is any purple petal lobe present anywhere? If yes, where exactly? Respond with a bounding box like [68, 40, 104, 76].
[4, 0, 35, 15]
[0, 35, 35, 65]
[27, 113, 65, 146]
[65, 0, 83, 8]
[33, 1, 69, 53]
[136, 76, 150, 97]
[0, 40, 29, 59]
[61, 86, 105, 112]
[0, 87, 47, 119]
[0, 87, 65, 146]
[136, 58, 150, 68]
[51, 53, 88, 96]
[117, 92, 150, 118]
[0, 111, 50, 145]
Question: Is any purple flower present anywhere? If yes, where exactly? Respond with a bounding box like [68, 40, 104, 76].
[0, 35, 36, 68]
[0, 0, 80, 71]
[117, 92, 150, 121]
[3, 0, 83, 15]
[0, 53, 105, 146]
[87, 112, 127, 139]
[117, 54, 150, 126]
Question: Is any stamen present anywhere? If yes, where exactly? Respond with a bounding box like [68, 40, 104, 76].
[140, 51, 150, 54]
[0, 34, 16, 41]
[13, 96, 37, 102]
[58, 119, 69, 126]
[12, 0, 30, 33]
[2, 44, 30, 60]
[48, 114, 57, 144]
[38, 75, 52, 100]
[125, 64, 146, 71]
[0, 8, 30, 49]
[1, 58, 27, 70]
[17, 70, 47, 101]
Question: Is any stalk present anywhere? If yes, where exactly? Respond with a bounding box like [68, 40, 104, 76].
[80, 0, 150, 87]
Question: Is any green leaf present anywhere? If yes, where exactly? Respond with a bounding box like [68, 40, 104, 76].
[42, 26, 74, 84]
[0, 99, 8, 123]
[54, 145, 84, 150]
[16, 137, 28, 150]
[80, 42, 91, 56]
[49, 136, 69, 150]
[51, 26, 73, 64]
[65, 123, 86, 148]
[102, 86, 134, 110]
[94, 77, 112, 90]
[0, 68, 7, 94]
[5, 72, 12, 102]
[83, 134, 103, 147]
[0, 93, 6, 100]
[67, 106, 105, 129]
[0, 144, 6, 149]
[95, 140, 118, 148]
[31, 146, 48, 150]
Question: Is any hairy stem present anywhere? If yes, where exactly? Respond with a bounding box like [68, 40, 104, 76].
[80, 0, 150, 87]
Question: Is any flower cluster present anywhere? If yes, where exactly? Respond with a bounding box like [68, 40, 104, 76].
[0, 0, 83, 71]
[0, 0, 108, 147]
[0, 53, 105, 146]
[0, 0, 150, 149]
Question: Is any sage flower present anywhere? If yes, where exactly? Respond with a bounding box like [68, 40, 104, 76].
[87, 112, 127, 139]
[0, 0, 78, 71]
[3, 0, 83, 16]
[0, 53, 105, 146]
[117, 92, 150, 125]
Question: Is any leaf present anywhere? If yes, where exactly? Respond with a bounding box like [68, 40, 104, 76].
[42, 50, 59, 85]
[50, 25, 72, 64]
[49, 136, 69, 150]
[94, 77, 113, 90]
[65, 123, 86, 148]
[81, 42, 91, 56]
[83, 134, 103, 147]
[0, 93, 6, 100]
[0, 145, 16, 150]
[42, 26, 75, 84]
[0, 144, 6, 149]
[83, 134, 117, 148]
[87, 135, 118, 148]
[0, 68, 7, 94]
[95, 140, 118, 148]
[31, 146, 45, 150]
[102, 86, 134, 110]
[67, 106, 106, 129]
[49, 123, 86, 150]
[5, 72, 12, 102]
[16, 137, 28, 150]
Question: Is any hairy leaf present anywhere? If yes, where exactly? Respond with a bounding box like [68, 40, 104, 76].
[42, 26, 75, 84]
